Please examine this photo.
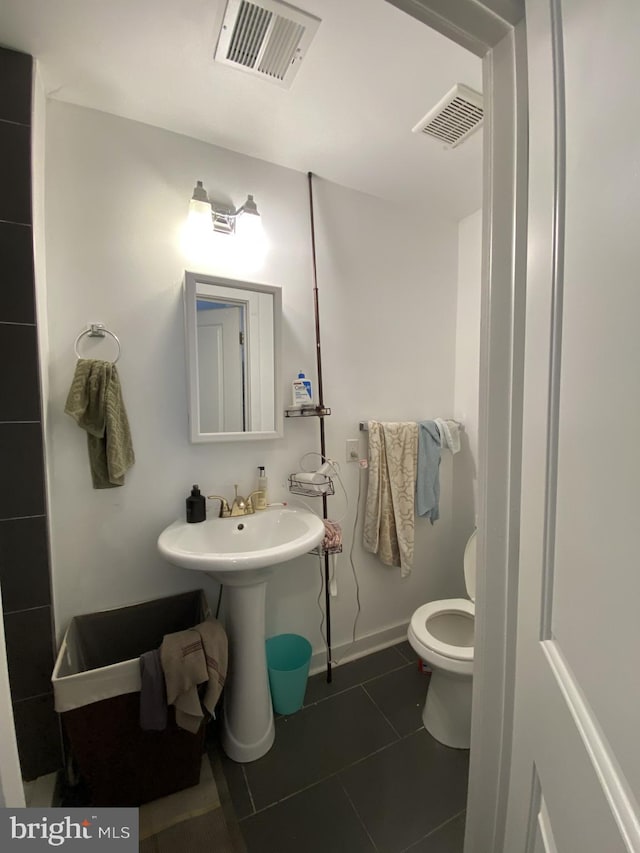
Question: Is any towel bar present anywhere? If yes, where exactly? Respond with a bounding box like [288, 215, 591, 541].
[74, 323, 121, 363]
[359, 419, 463, 431]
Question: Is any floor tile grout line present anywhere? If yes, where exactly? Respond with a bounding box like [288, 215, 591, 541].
[239, 729, 426, 821]
[339, 777, 381, 853]
[338, 727, 424, 773]
[238, 775, 336, 820]
[303, 659, 415, 709]
[398, 808, 467, 853]
[361, 682, 402, 741]
[392, 643, 415, 663]
[363, 661, 416, 686]
[241, 764, 256, 816]
[390, 643, 411, 662]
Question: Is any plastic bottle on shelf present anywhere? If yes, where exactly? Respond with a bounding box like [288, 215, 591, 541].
[291, 371, 313, 408]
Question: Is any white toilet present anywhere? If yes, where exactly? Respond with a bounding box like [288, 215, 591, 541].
[407, 530, 476, 749]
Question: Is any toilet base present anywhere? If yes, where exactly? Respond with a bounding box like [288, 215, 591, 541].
[422, 668, 472, 749]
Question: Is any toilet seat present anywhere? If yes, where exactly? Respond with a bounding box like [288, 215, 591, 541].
[409, 598, 474, 662]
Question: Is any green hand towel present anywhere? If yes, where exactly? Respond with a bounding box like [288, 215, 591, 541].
[65, 358, 135, 489]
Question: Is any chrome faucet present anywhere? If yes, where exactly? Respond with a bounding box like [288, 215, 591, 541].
[208, 485, 258, 518]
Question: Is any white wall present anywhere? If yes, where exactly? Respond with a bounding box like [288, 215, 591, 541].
[43, 101, 461, 662]
[453, 208, 482, 567]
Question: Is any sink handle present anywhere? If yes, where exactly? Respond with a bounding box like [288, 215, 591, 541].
[207, 495, 231, 518]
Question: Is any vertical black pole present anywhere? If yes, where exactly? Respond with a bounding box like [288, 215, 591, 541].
[307, 171, 332, 683]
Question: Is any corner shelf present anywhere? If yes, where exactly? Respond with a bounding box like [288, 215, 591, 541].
[288, 473, 334, 497]
[310, 544, 343, 557]
[284, 406, 331, 418]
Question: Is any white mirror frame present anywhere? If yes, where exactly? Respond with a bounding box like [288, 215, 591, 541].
[184, 271, 283, 443]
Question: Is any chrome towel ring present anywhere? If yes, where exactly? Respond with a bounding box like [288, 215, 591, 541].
[74, 323, 121, 364]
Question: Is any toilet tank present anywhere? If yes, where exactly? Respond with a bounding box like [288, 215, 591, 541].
[464, 530, 477, 602]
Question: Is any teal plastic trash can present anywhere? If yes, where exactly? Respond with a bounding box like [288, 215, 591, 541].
[266, 634, 312, 715]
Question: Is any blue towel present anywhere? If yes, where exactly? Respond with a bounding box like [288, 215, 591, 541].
[416, 420, 441, 523]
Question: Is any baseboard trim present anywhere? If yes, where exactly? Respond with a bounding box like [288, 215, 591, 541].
[308, 620, 410, 676]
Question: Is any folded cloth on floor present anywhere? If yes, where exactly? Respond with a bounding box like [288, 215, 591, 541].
[64, 358, 135, 488]
[363, 420, 418, 576]
[322, 519, 342, 551]
[416, 420, 441, 524]
[160, 618, 228, 734]
[139, 649, 167, 731]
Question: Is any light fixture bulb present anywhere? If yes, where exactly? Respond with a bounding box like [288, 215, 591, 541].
[187, 181, 213, 239]
[241, 194, 259, 216]
[236, 195, 262, 242]
[191, 180, 209, 203]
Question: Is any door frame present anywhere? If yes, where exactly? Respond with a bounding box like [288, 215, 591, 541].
[0, 0, 529, 823]
[385, 3, 527, 851]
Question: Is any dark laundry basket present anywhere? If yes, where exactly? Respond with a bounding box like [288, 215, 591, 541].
[52, 590, 210, 806]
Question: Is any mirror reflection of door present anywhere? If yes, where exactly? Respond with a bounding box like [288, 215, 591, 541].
[196, 300, 246, 432]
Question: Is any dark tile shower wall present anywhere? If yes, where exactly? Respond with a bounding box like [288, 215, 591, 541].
[0, 46, 62, 781]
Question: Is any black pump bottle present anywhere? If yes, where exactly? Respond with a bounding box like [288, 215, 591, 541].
[186, 485, 206, 523]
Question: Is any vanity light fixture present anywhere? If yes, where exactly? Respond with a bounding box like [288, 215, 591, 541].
[189, 180, 261, 236]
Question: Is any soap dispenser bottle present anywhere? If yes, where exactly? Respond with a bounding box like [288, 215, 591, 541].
[254, 466, 268, 510]
[186, 485, 206, 523]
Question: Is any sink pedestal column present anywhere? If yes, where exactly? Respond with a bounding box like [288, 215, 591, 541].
[220, 580, 275, 762]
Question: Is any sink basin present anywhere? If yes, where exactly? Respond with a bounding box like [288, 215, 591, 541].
[158, 505, 325, 583]
[157, 505, 325, 763]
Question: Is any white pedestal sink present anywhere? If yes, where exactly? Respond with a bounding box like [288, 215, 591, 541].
[157, 506, 324, 762]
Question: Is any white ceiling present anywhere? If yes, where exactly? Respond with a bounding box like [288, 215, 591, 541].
[0, 0, 483, 220]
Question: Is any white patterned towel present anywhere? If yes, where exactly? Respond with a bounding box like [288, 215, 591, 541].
[363, 421, 418, 577]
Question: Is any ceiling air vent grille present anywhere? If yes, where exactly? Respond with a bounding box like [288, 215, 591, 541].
[227, 3, 273, 69]
[215, 0, 320, 88]
[413, 84, 484, 148]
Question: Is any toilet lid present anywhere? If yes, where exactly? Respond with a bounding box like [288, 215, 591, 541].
[464, 530, 477, 602]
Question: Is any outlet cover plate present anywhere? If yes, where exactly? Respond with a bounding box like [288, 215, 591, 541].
[346, 439, 360, 462]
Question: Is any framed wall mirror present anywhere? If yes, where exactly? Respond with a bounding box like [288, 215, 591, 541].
[184, 271, 283, 442]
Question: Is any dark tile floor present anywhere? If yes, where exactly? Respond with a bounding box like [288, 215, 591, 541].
[219, 642, 468, 853]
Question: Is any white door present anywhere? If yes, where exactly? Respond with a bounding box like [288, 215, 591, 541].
[196, 305, 245, 432]
[504, 0, 640, 849]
